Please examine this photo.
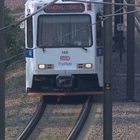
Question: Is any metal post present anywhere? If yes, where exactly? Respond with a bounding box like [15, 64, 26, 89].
[103, 0, 112, 139]
[0, 0, 5, 140]
[113, 0, 124, 61]
[127, 0, 134, 100]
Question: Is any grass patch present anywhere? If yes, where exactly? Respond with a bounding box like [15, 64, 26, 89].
[17, 78, 25, 86]
[38, 136, 63, 140]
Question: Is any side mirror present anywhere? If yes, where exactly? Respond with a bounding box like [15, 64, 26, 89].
[19, 15, 25, 29]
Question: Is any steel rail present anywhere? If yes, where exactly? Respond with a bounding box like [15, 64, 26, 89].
[66, 96, 92, 140]
[16, 96, 47, 140]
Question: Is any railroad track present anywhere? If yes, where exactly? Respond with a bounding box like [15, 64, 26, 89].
[16, 3, 140, 139]
[66, 96, 92, 140]
[16, 96, 92, 139]
[16, 96, 47, 140]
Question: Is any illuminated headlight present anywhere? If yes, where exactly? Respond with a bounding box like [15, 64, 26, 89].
[84, 63, 92, 69]
[77, 63, 92, 69]
[38, 64, 46, 69]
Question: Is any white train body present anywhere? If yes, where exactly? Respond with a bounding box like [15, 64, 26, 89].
[24, 0, 103, 96]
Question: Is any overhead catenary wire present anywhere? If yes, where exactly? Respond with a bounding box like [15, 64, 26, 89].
[101, 9, 140, 18]
[0, 0, 58, 31]
[0, 0, 138, 64]
[38, 0, 138, 47]
[0, 0, 58, 64]
[0, 19, 102, 64]
[0, 0, 138, 32]
[70, 0, 140, 7]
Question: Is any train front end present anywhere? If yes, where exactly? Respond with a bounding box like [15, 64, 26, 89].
[25, 0, 103, 96]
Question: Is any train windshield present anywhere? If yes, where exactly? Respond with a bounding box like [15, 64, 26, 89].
[37, 14, 93, 48]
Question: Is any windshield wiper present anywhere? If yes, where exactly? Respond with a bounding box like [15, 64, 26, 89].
[77, 46, 87, 52]
[65, 43, 87, 52]
[39, 42, 87, 52]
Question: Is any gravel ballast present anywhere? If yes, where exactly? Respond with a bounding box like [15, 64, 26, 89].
[4, 0, 140, 139]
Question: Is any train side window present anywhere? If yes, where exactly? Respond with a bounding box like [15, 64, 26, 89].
[96, 13, 103, 46]
[27, 16, 33, 48]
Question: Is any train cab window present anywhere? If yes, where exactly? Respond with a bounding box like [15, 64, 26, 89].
[27, 16, 33, 48]
[37, 15, 93, 48]
[72, 24, 92, 46]
[96, 13, 103, 46]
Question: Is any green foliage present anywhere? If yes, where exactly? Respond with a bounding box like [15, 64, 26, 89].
[4, 6, 24, 67]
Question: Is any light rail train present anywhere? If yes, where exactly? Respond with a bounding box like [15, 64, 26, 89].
[23, 0, 104, 96]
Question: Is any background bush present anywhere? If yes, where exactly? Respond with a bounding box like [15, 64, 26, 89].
[4, 6, 24, 67]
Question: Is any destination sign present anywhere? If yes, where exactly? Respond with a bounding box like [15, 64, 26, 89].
[44, 4, 85, 13]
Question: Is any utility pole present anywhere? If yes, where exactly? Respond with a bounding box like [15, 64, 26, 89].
[0, 0, 5, 140]
[127, 0, 134, 100]
[103, 0, 112, 140]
